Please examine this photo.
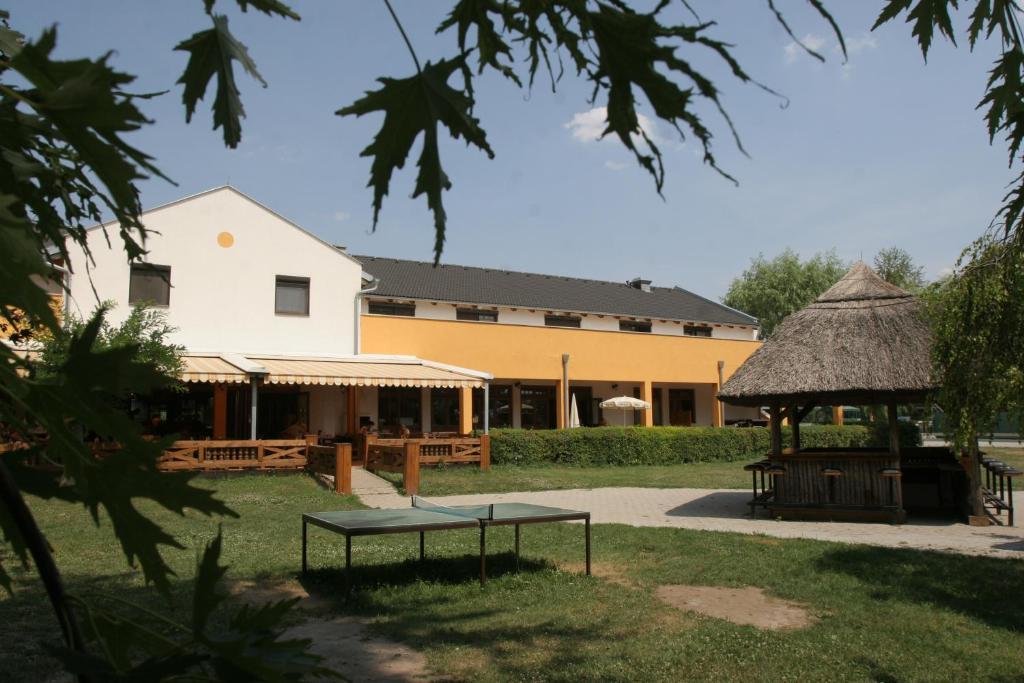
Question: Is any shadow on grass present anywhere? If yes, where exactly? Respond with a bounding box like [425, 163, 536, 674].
[300, 550, 553, 594]
[816, 546, 1024, 632]
[0, 571, 202, 681]
[296, 551, 607, 680]
[854, 657, 903, 683]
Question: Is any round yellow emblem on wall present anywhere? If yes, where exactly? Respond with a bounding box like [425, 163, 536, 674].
[217, 231, 234, 248]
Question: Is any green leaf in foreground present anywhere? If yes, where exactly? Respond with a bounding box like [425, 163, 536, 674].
[175, 13, 267, 148]
[338, 55, 494, 264]
[437, 0, 520, 84]
[47, 531, 333, 679]
[872, 0, 957, 60]
[204, 0, 301, 21]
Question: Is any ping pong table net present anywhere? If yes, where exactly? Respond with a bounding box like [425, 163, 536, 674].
[412, 495, 494, 521]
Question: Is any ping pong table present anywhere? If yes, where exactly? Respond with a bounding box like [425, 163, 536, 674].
[302, 497, 591, 586]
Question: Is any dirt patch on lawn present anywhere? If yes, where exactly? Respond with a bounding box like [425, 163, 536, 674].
[229, 579, 330, 611]
[284, 617, 434, 682]
[559, 561, 635, 588]
[655, 585, 814, 631]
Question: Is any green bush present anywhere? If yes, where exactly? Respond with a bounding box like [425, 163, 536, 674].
[488, 423, 921, 467]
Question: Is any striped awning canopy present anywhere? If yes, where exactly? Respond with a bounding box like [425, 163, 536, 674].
[251, 357, 486, 388]
[181, 355, 249, 383]
[181, 354, 487, 389]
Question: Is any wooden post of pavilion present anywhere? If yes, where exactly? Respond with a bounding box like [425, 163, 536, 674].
[769, 404, 783, 457]
[790, 404, 801, 451]
[887, 402, 900, 457]
[888, 400, 906, 517]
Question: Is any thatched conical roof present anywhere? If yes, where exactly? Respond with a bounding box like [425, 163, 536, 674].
[718, 262, 936, 407]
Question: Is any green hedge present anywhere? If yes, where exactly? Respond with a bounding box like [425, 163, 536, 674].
[488, 423, 921, 467]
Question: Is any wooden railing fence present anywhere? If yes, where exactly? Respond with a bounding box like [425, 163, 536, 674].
[306, 442, 352, 495]
[4, 432, 486, 496]
[364, 435, 490, 495]
[157, 439, 309, 471]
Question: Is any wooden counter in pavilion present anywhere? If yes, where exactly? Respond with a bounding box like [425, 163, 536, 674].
[764, 446, 966, 523]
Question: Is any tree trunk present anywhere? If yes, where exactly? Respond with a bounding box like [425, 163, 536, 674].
[0, 460, 88, 681]
[967, 437, 986, 523]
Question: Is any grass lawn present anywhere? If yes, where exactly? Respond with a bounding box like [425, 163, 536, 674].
[382, 461, 753, 496]
[3, 473, 1024, 681]
[988, 447, 1024, 467]
[383, 447, 1024, 497]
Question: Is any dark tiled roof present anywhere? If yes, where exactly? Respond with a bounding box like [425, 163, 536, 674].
[354, 256, 758, 326]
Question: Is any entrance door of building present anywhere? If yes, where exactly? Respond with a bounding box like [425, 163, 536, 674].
[668, 389, 696, 426]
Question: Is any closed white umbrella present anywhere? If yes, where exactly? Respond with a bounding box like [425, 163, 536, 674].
[599, 395, 651, 426]
[569, 393, 581, 428]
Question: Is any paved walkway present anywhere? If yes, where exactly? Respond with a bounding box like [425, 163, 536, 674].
[923, 437, 1023, 449]
[347, 468, 1024, 559]
[350, 467, 407, 508]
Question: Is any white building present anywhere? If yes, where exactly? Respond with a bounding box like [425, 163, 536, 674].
[63, 187, 490, 439]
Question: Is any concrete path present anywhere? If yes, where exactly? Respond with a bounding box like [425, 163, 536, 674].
[923, 437, 1023, 449]
[351, 467, 407, 508]
[420, 487, 1024, 560]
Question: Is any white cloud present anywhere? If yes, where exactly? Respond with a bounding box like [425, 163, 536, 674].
[333, 211, 350, 222]
[604, 160, 627, 171]
[784, 33, 827, 64]
[565, 106, 660, 145]
[844, 33, 879, 55]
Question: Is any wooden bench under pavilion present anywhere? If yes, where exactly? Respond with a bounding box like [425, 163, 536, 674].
[719, 262, 964, 524]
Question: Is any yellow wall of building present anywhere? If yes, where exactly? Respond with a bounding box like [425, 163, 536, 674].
[361, 316, 761, 384]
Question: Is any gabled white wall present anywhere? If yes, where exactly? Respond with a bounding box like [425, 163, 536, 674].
[65, 187, 363, 355]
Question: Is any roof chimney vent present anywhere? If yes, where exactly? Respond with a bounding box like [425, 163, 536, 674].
[628, 277, 652, 293]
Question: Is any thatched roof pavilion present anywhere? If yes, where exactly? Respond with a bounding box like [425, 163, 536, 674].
[718, 262, 944, 524]
[719, 261, 936, 408]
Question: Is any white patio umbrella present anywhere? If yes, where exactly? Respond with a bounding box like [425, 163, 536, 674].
[599, 395, 651, 426]
[569, 393, 581, 428]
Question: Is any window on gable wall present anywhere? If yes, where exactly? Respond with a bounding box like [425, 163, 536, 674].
[129, 263, 171, 306]
[275, 275, 310, 316]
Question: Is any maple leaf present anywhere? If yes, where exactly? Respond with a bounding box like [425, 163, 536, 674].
[203, 0, 301, 20]
[438, 0, 520, 84]
[873, 0, 958, 60]
[175, 13, 267, 148]
[337, 55, 494, 263]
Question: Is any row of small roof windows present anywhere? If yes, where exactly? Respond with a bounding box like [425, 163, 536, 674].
[366, 300, 714, 337]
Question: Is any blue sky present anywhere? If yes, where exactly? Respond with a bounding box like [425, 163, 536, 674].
[7, 1, 1010, 299]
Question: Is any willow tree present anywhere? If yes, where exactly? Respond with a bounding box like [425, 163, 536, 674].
[876, 2, 1024, 517]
